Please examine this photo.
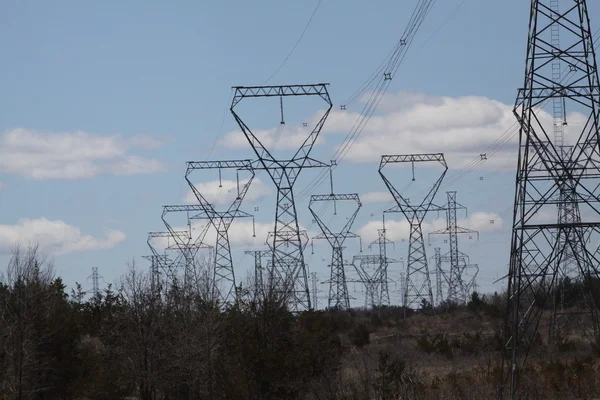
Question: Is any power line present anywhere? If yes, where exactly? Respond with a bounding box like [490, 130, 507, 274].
[264, 0, 323, 83]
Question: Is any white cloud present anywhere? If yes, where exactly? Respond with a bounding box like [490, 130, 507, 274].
[321, 91, 587, 171]
[361, 191, 392, 203]
[219, 125, 324, 151]
[357, 211, 503, 243]
[0, 128, 167, 180]
[184, 178, 271, 206]
[0, 218, 126, 256]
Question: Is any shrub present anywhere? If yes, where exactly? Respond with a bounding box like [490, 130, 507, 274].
[349, 323, 370, 348]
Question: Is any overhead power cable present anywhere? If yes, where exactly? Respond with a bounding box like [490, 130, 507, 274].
[265, 0, 323, 83]
[298, 0, 438, 202]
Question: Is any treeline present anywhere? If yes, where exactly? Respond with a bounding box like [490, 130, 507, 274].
[1, 245, 599, 399]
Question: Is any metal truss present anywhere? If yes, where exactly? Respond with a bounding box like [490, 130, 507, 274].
[433, 248, 444, 306]
[245, 249, 271, 301]
[310, 193, 361, 310]
[160, 206, 213, 292]
[429, 191, 479, 305]
[379, 153, 447, 312]
[185, 160, 255, 305]
[499, 1, 600, 397]
[372, 227, 395, 306]
[146, 230, 187, 290]
[350, 254, 398, 309]
[231, 83, 333, 312]
[311, 272, 319, 309]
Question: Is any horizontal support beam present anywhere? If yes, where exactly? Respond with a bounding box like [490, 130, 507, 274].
[310, 193, 361, 203]
[231, 84, 331, 107]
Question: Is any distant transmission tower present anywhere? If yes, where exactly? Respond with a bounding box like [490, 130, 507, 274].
[380, 154, 447, 314]
[429, 191, 479, 305]
[372, 226, 395, 306]
[433, 247, 444, 306]
[309, 186, 361, 310]
[499, 1, 600, 397]
[231, 84, 333, 312]
[311, 272, 319, 309]
[185, 160, 255, 304]
[87, 267, 103, 298]
[245, 249, 270, 300]
[161, 206, 213, 291]
[146, 230, 191, 290]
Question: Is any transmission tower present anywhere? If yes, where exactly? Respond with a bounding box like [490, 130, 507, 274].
[230, 84, 333, 312]
[87, 267, 103, 298]
[311, 272, 319, 309]
[161, 205, 213, 291]
[350, 254, 397, 309]
[499, 1, 600, 397]
[429, 191, 479, 305]
[433, 248, 444, 306]
[372, 226, 395, 306]
[185, 160, 255, 304]
[146, 230, 191, 289]
[245, 249, 271, 300]
[309, 190, 361, 310]
[379, 154, 447, 313]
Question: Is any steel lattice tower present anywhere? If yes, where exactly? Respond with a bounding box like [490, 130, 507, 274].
[230, 84, 333, 312]
[310, 193, 361, 310]
[429, 191, 479, 305]
[311, 272, 319, 309]
[87, 267, 102, 298]
[372, 227, 394, 306]
[185, 160, 255, 304]
[350, 254, 398, 309]
[433, 247, 444, 306]
[245, 249, 270, 300]
[145, 230, 187, 293]
[380, 154, 447, 313]
[499, 1, 600, 397]
[161, 206, 213, 290]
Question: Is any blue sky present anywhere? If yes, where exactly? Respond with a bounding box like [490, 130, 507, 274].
[1, 0, 598, 306]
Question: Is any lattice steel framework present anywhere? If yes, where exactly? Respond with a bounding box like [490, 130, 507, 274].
[310, 193, 361, 309]
[87, 267, 102, 298]
[433, 247, 444, 306]
[231, 84, 333, 311]
[311, 272, 319, 309]
[380, 154, 447, 312]
[161, 206, 213, 291]
[245, 249, 271, 301]
[429, 191, 479, 305]
[372, 227, 395, 306]
[499, 1, 600, 398]
[350, 254, 398, 309]
[184, 160, 255, 304]
[145, 230, 189, 292]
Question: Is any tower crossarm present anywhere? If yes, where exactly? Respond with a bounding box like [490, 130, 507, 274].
[231, 84, 332, 108]
[379, 153, 448, 222]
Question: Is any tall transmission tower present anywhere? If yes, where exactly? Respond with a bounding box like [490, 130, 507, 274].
[309, 191, 361, 310]
[379, 154, 447, 313]
[185, 160, 255, 304]
[429, 191, 479, 305]
[499, 1, 600, 398]
[230, 84, 333, 312]
[87, 267, 103, 298]
[245, 249, 271, 300]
